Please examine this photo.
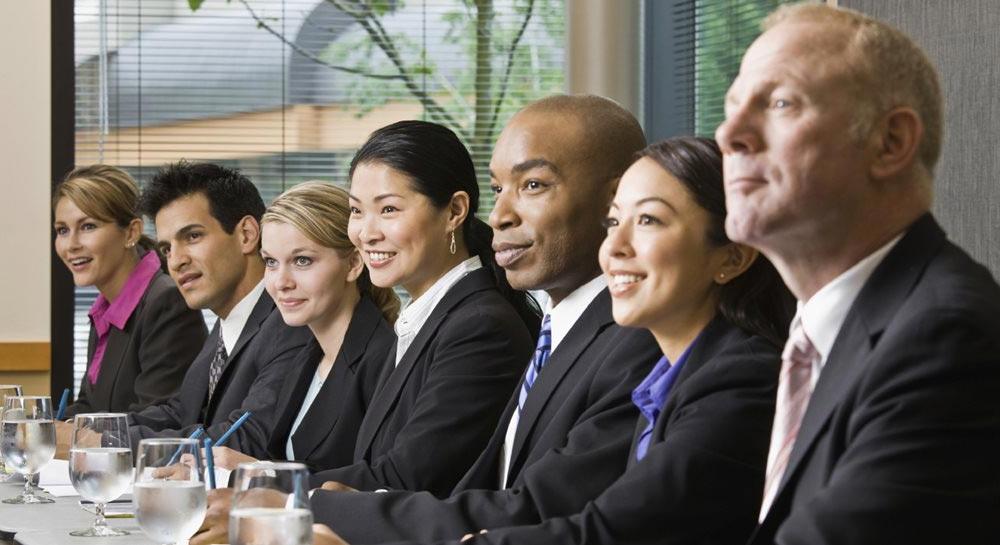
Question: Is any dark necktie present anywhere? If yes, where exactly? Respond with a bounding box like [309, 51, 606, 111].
[207, 332, 228, 401]
[517, 314, 552, 412]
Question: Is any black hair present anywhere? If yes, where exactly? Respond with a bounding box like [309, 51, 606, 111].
[140, 161, 265, 232]
[638, 137, 795, 346]
[350, 120, 541, 330]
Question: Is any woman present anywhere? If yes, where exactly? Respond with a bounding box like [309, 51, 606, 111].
[210, 181, 398, 472]
[311, 120, 538, 497]
[53, 164, 207, 416]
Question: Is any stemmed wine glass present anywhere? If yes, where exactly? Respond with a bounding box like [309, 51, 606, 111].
[0, 385, 23, 483]
[0, 395, 56, 504]
[229, 461, 313, 545]
[134, 438, 207, 545]
[68, 413, 133, 537]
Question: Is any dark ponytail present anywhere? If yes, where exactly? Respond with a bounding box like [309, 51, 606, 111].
[350, 120, 540, 330]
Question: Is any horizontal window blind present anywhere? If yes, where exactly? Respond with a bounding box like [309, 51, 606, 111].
[71, 0, 566, 393]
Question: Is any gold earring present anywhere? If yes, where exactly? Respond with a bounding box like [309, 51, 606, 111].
[449, 232, 457, 255]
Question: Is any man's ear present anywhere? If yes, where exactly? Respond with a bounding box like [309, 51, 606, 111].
[237, 215, 262, 255]
[870, 106, 923, 181]
[446, 191, 471, 232]
[714, 243, 758, 285]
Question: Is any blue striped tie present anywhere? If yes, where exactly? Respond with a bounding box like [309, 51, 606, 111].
[518, 314, 552, 412]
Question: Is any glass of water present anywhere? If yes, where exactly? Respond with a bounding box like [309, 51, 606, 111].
[1, 395, 56, 504]
[230, 461, 313, 545]
[0, 385, 23, 482]
[134, 438, 207, 545]
[68, 413, 133, 537]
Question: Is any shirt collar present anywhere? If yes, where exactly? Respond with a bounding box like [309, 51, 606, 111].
[88, 251, 162, 332]
[545, 275, 607, 352]
[797, 234, 903, 366]
[395, 255, 483, 338]
[219, 280, 265, 355]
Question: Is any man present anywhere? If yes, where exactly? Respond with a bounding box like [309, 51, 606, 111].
[713, 4, 1000, 544]
[98, 162, 307, 452]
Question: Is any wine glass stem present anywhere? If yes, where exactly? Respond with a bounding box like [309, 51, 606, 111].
[94, 502, 107, 531]
[23, 474, 34, 497]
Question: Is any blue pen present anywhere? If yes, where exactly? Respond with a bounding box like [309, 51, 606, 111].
[214, 411, 252, 447]
[55, 388, 71, 420]
[167, 427, 204, 465]
[204, 438, 216, 489]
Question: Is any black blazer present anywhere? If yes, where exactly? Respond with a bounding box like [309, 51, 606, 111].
[310, 290, 663, 543]
[751, 214, 1000, 545]
[259, 296, 394, 471]
[127, 289, 312, 452]
[309, 268, 533, 497]
[66, 270, 207, 417]
[454, 315, 780, 545]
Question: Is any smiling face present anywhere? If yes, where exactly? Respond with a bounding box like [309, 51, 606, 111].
[154, 192, 255, 317]
[715, 21, 873, 254]
[54, 197, 138, 297]
[261, 221, 361, 330]
[599, 157, 729, 336]
[488, 111, 611, 302]
[347, 162, 456, 299]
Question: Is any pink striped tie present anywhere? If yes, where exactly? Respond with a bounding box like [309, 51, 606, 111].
[759, 319, 818, 520]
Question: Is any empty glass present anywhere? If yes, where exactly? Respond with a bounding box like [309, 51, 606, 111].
[0, 385, 23, 482]
[230, 461, 313, 545]
[69, 413, 133, 537]
[1, 395, 56, 504]
[134, 438, 207, 545]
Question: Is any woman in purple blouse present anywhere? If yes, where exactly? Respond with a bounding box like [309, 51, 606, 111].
[53, 164, 207, 416]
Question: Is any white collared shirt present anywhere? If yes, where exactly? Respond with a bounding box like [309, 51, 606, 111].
[394, 256, 484, 367]
[498, 275, 607, 488]
[219, 281, 265, 356]
[795, 235, 902, 387]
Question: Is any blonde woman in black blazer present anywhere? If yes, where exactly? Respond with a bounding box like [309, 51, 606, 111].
[53, 165, 206, 417]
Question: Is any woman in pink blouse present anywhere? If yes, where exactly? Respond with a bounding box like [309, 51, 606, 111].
[53, 164, 207, 416]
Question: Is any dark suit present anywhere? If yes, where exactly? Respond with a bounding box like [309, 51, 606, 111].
[750, 214, 1000, 545]
[465, 316, 780, 545]
[66, 270, 207, 417]
[126, 289, 312, 452]
[256, 296, 394, 471]
[309, 268, 533, 497]
[310, 290, 664, 543]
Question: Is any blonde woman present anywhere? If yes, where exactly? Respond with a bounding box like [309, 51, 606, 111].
[53, 164, 207, 416]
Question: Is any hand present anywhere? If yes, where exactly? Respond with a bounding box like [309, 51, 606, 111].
[318, 481, 358, 493]
[190, 487, 234, 545]
[211, 446, 258, 470]
[314, 524, 350, 545]
[54, 420, 74, 459]
[461, 530, 488, 542]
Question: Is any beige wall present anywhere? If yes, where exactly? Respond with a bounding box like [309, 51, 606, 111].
[566, 0, 641, 117]
[0, 1, 52, 393]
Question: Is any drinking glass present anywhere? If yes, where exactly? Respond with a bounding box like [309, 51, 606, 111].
[230, 461, 313, 545]
[68, 413, 133, 537]
[0, 385, 23, 482]
[0, 395, 56, 504]
[134, 438, 207, 545]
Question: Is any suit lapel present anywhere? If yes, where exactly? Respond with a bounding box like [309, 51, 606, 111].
[205, 290, 274, 417]
[508, 290, 614, 474]
[92, 327, 132, 409]
[771, 214, 945, 505]
[353, 269, 493, 459]
[269, 340, 322, 456]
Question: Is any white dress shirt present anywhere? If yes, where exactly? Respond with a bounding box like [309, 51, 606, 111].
[285, 367, 326, 460]
[218, 281, 265, 356]
[795, 235, 902, 387]
[498, 275, 607, 487]
[394, 256, 483, 367]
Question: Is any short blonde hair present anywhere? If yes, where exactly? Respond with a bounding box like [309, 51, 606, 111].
[764, 3, 943, 173]
[263, 181, 400, 323]
[54, 164, 154, 250]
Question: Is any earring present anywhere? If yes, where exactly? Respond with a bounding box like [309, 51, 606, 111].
[126, 241, 135, 249]
[449, 232, 457, 255]
[717, 272, 726, 282]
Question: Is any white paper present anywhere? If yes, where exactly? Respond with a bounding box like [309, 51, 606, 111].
[38, 459, 71, 487]
[41, 485, 79, 497]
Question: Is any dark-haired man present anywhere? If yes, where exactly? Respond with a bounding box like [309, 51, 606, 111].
[58, 162, 310, 454]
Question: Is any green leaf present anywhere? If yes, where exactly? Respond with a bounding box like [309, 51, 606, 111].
[188, 0, 206, 11]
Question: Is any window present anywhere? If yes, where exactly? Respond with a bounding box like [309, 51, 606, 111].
[68, 0, 566, 392]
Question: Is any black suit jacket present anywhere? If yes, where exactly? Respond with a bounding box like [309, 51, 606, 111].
[310, 290, 664, 543]
[67, 270, 207, 417]
[259, 296, 394, 471]
[448, 315, 780, 545]
[127, 289, 312, 452]
[749, 214, 1000, 545]
[309, 269, 533, 497]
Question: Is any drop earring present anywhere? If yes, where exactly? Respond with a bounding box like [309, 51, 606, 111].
[449, 232, 457, 255]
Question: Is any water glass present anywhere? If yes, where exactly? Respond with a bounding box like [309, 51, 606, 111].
[69, 413, 133, 537]
[0, 385, 23, 482]
[134, 438, 207, 545]
[1, 395, 56, 504]
[230, 461, 313, 545]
